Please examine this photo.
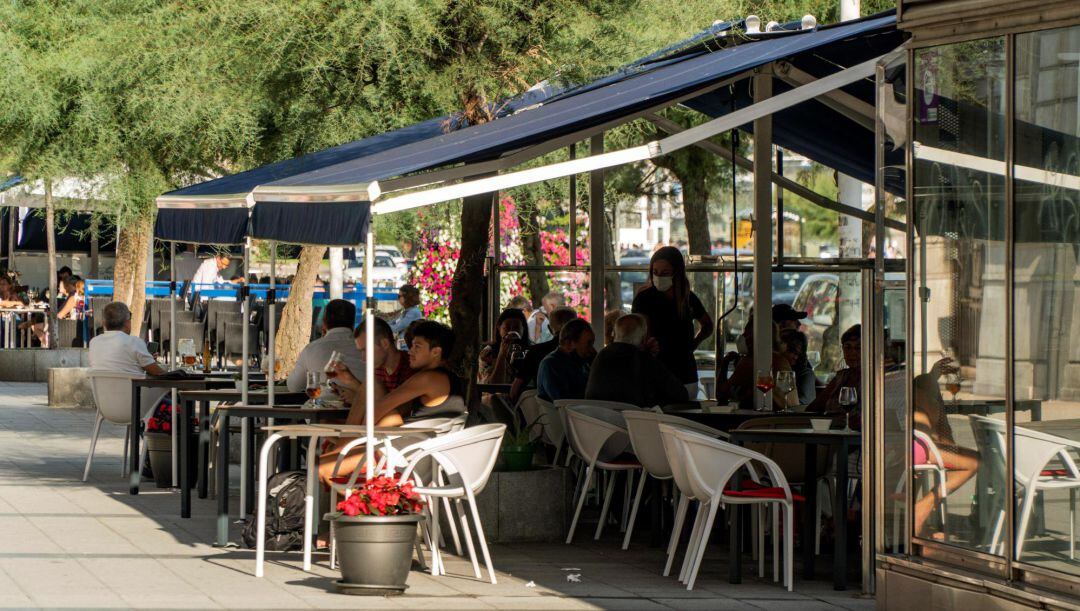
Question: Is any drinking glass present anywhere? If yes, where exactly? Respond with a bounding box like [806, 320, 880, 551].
[754, 370, 774, 411]
[945, 371, 962, 404]
[838, 386, 857, 431]
[324, 350, 342, 380]
[806, 350, 821, 369]
[305, 372, 322, 404]
[178, 338, 196, 370]
[775, 370, 796, 411]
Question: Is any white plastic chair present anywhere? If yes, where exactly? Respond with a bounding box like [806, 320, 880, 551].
[556, 398, 643, 412]
[891, 430, 949, 547]
[970, 415, 1080, 558]
[660, 423, 797, 591]
[621, 411, 728, 550]
[564, 406, 642, 544]
[400, 423, 506, 584]
[83, 369, 166, 482]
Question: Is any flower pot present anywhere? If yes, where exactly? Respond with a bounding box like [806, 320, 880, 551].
[499, 443, 535, 472]
[327, 513, 423, 594]
[144, 432, 197, 489]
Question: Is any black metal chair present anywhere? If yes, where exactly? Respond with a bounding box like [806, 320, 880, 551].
[158, 309, 197, 355]
[223, 321, 258, 363]
[206, 300, 241, 351]
[56, 319, 81, 348]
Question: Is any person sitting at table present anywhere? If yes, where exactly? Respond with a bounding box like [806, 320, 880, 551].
[508, 306, 578, 403]
[317, 320, 464, 486]
[330, 317, 415, 404]
[286, 299, 364, 392]
[0, 275, 26, 308]
[478, 308, 530, 385]
[586, 313, 688, 408]
[780, 328, 816, 405]
[536, 318, 595, 402]
[912, 357, 979, 540]
[388, 284, 423, 336]
[714, 316, 793, 410]
[88, 302, 168, 411]
[527, 292, 564, 343]
[806, 324, 861, 418]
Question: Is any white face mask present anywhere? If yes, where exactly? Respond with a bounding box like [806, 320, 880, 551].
[652, 275, 673, 292]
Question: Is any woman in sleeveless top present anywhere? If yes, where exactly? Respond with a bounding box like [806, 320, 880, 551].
[318, 321, 464, 487]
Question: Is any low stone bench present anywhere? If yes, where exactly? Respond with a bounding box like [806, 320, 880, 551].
[472, 466, 571, 543]
[0, 347, 88, 382]
[48, 366, 94, 408]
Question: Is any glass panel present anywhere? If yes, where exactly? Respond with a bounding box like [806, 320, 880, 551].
[1013, 24, 1080, 576]
[912, 38, 1006, 554]
[879, 51, 910, 554]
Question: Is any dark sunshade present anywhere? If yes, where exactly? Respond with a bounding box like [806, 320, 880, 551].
[250, 201, 370, 246]
[154, 207, 250, 245]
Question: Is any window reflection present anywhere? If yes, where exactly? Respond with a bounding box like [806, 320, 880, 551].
[1012, 24, 1080, 576]
[912, 37, 1006, 553]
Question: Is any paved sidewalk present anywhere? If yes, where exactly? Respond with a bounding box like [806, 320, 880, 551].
[0, 382, 873, 609]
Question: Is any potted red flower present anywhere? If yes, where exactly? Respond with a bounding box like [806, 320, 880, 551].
[327, 474, 425, 593]
[143, 403, 198, 488]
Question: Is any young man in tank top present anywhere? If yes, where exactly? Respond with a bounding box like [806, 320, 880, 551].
[319, 320, 463, 487]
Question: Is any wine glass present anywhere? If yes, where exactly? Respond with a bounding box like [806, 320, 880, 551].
[945, 370, 962, 404]
[305, 371, 322, 405]
[838, 386, 857, 431]
[775, 370, 796, 412]
[806, 350, 821, 370]
[178, 338, 196, 371]
[324, 350, 342, 380]
[755, 370, 775, 412]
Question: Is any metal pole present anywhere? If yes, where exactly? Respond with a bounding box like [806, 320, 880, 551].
[589, 134, 605, 347]
[364, 228, 375, 480]
[268, 242, 276, 407]
[776, 149, 784, 263]
[239, 238, 250, 513]
[569, 144, 577, 267]
[169, 242, 178, 486]
[752, 69, 774, 411]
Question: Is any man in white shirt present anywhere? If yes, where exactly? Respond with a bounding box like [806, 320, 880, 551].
[88, 302, 167, 412]
[286, 299, 365, 392]
[191, 254, 230, 292]
[527, 292, 564, 343]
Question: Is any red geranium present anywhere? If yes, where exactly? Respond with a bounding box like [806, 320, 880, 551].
[337, 475, 424, 517]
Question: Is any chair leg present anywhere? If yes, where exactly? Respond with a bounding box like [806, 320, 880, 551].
[302, 437, 318, 572]
[773, 504, 780, 582]
[83, 413, 104, 482]
[429, 497, 443, 576]
[1015, 487, 1039, 559]
[680, 502, 707, 583]
[121, 422, 129, 477]
[466, 495, 497, 585]
[989, 509, 1006, 555]
[566, 464, 594, 544]
[664, 494, 689, 577]
[623, 471, 648, 550]
[329, 489, 338, 569]
[455, 499, 482, 580]
[620, 471, 633, 532]
[552, 442, 562, 467]
[595, 470, 618, 540]
[1070, 489, 1076, 560]
[758, 505, 765, 578]
[686, 501, 721, 591]
[437, 469, 464, 556]
[254, 433, 282, 578]
[785, 502, 794, 591]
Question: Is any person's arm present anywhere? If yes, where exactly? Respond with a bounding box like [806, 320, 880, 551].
[806, 373, 840, 413]
[134, 340, 166, 376]
[689, 293, 712, 350]
[715, 356, 751, 402]
[345, 370, 440, 425]
[286, 350, 307, 392]
[57, 297, 76, 320]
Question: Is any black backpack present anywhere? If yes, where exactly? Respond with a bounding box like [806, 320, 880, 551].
[241, 471, 307, 551]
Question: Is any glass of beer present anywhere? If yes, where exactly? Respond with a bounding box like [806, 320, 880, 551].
[306, 372, 322, 403]
[324, 350, 342, 380]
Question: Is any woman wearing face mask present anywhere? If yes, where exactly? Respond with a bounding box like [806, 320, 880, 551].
[631, 246, 713, 398]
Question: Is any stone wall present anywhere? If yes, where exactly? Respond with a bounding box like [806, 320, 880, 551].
[0, 349, 89, 382]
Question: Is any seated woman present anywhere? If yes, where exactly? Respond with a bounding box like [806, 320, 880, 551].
[0, 275, 26, 308]
[912, 358, 979, 540]
[317, 320, 465, 487]
[715, 316, 794, 410]
[477, 308, 530, 385]
[806, 324, 862, 417]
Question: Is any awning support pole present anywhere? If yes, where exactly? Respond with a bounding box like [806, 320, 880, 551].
[752, 69, 774, 412]
[240, 238, 250, 514]
[364, 226, 375, 480]
[169, 242, 178, 487]
[589, 134, 605, 347]
[268, 242, 276, 407]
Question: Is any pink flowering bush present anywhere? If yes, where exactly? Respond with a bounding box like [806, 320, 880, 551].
[408, 197, 591, 321]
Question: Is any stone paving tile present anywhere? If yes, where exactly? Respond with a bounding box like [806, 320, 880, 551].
[0, 383, 866, 610]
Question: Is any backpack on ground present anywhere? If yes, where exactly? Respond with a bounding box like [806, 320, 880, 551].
[241, 470, 307, 551]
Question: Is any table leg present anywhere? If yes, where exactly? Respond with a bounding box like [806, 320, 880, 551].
[729, 480, 742, 583]
[244, 417, 257, 515]
[198, 401, 209, 499]
[803, 443, 817, 580]
[216, 411, 230, 547]
[834, 439, 848, 591]
[179, 399, 190, 518]
[129, 384, 141, 495]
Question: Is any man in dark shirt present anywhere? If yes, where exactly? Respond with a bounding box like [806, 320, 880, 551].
[586, 314, 688, 407]
[536, 318, 595, 402]
[509, 306, 578, 403]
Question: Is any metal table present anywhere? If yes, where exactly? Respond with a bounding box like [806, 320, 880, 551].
[668, 407, 818, 432]
[727, 427, 860, 590]
[213, 405, 349, 547]
[128, 377, 235, 518]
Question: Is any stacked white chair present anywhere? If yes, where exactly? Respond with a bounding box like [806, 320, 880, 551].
[564, 406, 642, 544]
[621, 411, 728, 550]
[659, 423, 797, 591]
[83, 370, 166, 482]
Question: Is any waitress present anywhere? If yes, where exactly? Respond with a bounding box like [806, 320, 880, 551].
[632, 246, 713, 399]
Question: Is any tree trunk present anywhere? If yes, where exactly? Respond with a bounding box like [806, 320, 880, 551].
[113, 217, 152, 335]
[448, 191, 494, 406]
[516, 198, 549, 306]
[44, 180, 58, 349]
[274, 245, 326, 377]
[679, 151, 715, 321]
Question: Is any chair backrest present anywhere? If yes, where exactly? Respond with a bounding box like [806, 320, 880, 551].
[674, 425, 794, 503]
[657, 423, 699, 500]
[159, 310, 197, 344]
[968, 415, 1008, 485]
[736, 416, 826, 483]
[56, 319, 80, 348]
[565, 406, 630, 464]
[206, 300, 241, 342]
[404, 423, 506, 495]
[224, 321, 258, 357]
[913, 430, 946, 468]
[175, 320, 205, 348]
[556, 398, 642, 412]
[537, 399, 564, 448]
[87, 369, 144, 425]
[216, 311, 245, 350]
